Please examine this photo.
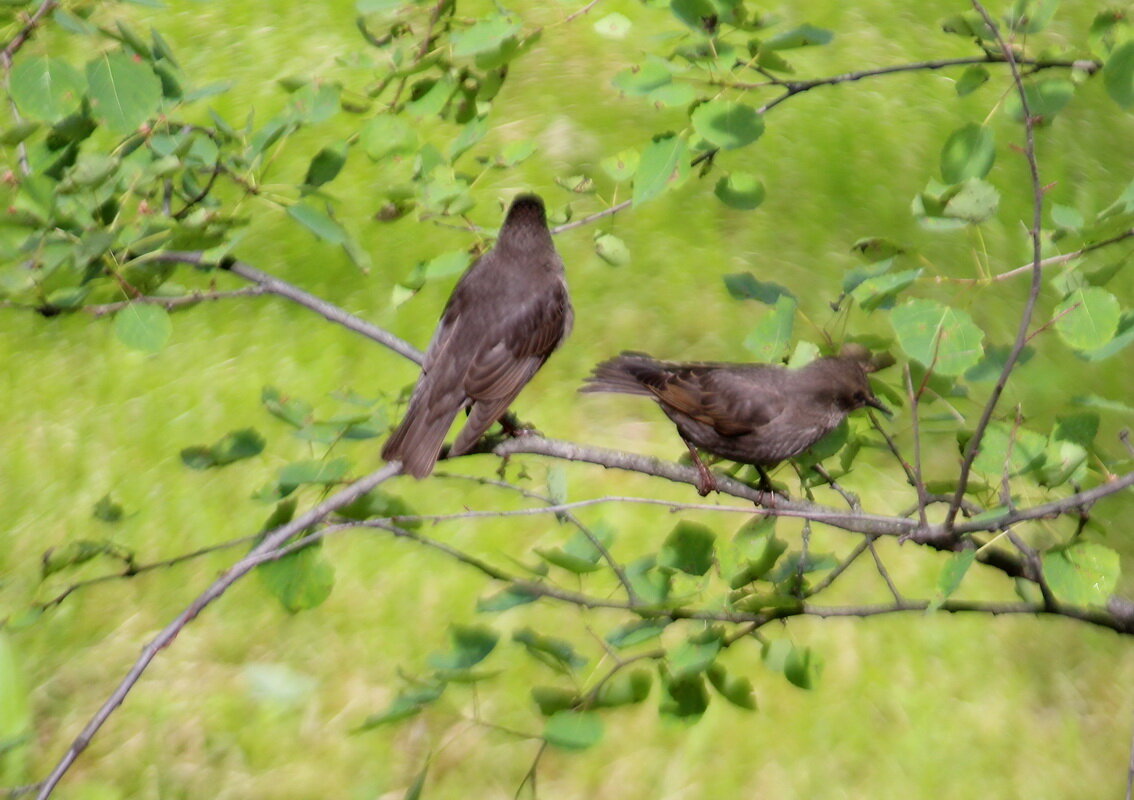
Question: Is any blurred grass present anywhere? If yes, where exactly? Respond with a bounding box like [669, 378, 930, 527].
[2, 0, 1134, 798]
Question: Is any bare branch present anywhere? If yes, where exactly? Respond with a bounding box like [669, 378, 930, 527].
[81, 287, 268, 317]
[947, 228, 1134, 284]
[945, 3, 1048, 533]
[0, 0, 59, 64]
[34, 464, 402, 800]
[131, 251, 425, 364]
[550, 199, 632, 235]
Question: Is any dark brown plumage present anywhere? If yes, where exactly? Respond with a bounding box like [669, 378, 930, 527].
[382, 194, 572, 478]
[581, 350, 890, 495]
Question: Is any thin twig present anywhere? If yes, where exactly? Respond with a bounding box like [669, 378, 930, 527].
[867, 540, 903, 602]
[81, 287, 268, 317]
[944, 2, 1047, 534]
[560, 0, 603, 25]
[946, 229, 1134, 284]
[549, 199, 632, 235]
[34, 464, 402, 800]
[904, 364, 929, 529]
[127, 251, 425, 364]
[806, 536, 873, 597]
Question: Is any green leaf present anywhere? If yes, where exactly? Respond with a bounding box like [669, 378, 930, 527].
[660, 672, 709, 718]
[762, 640, 819, 689]
[1083, 311, 1134, 361]
[600, 148, 639, 182]
[85, 51, 161, 134]
[668, 630, 722, 678]
[531, 686, 578, 716]
[633, 133, 688, 207]
[942, 178, 999, 223]
[706, 663, 757, 710]
[940, 123, 995, 184]
[287, 203, 347, 245]
[404, 764, 428, 800]
[257, 545, 335, 613]
[1051, 203, 1085, 231]
[0, 120, 40, 146]
[928, 549, 976, 612]
[964, 343, 1034, 382]
[1042, 543, 1120, 606]
[669, 0, 716, 31]
[1005, 78, 1075, 123]
[1090, 10, 1128, 58]
[955, 65, 989, 96]
[967, 422, 1048, 478]
[543, 710, 603, 750]
[849, 268, 922, 312]
[890, 298, 984, 376]
[612, 61, 672, 96]
[594, 232, 630, 266]
[743, 294, 796, 362]
[278, 458, 350, 487]
[729, 518, 787, 587]
[1053, 287, 1121, 351]
[691, 100, 764, 150]
[765, 24, 833, 50]
[606, 619, 670, 649]
[626, 556, 671, 604]
[595, 669, 652, 707]
[304, 142, 348, 188]
[181, 428, 265, 469]
[723, 273, 793, 305]
[427, 624, 498, 670]
[92, 493, 124, 523]
[593, 12, 632, 39]
[354, 683, 445, 730]
[658, 521, 716, 576]
[41, 540, 129, 578]
[362, 115, 417, 161]
[513, 627, 587, 671]
[714, 172, 765, 210]
[476, 585, 538, 612]
[647, 82, 697, 108]
[9, 56, 85, 122]
[1072, 394, 1134, 414]
[114, 304, 172, 353]
[1006, 0, 1060, 32]
[452, 16, 521, 57]
[262, 387, 312, 428]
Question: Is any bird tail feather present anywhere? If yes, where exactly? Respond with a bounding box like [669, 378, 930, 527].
[381, 397, 461, 479]
[580, 352, 666, 396]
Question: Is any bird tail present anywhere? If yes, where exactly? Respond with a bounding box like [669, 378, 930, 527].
[580, 352, 666, 396]
[381, 393, 463, 479]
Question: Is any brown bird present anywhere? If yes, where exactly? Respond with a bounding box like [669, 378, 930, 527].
[581, 349, 890, 495]
[382, 194, 572, 478]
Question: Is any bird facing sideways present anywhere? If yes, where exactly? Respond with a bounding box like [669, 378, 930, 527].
[382, 194, 573, 478]
[581, 348, 890, 495]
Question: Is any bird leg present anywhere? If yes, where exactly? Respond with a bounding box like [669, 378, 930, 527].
[499, 411, 539, 439]
[683, 438, 717, 496]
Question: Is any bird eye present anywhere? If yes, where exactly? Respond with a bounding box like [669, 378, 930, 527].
[853, 391, 867, 403]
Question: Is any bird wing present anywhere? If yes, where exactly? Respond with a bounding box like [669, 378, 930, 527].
[464, 280, 571, 401]
[648, 365, 787, 437]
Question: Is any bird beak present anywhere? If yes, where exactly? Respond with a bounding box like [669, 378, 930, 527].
[865, 395, 893, 417]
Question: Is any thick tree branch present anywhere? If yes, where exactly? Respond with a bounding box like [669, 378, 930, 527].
[34, 464, 402, 800]
[944, 3, 1047, 534]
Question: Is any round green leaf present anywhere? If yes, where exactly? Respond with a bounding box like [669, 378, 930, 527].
[600, 148, 639, 182]
[943, 178, 999, 223]
[612, 61, 672, 96]
[287, 203, 348, 244]
[1104, 40, 1134, 108]
[544, 710, 603, 750]
[257, 546, 335, 613]
[1006, 78, 1074, 123]
[114, 304, 171, 353]
[955, 65, 989, 96]
[1042, 542, 1120, 606]
[451, 16, 520, 57]
[362, 115, 417, 161]
[690, 100, 764, 150]
[659, 521, 716, 576]
[593, 12, 631, 39]
[1053, 287, 1120, 351]
[428, 624, 499, 670]
[940, 123, 995, 184]
[890, 299, 984, 376]
[85, 52, 161, 134]
[594, 232, 630, 266]
[633, 133, 688, 207]
[9, 56, 85, 122]
[714, 172, 765, 210]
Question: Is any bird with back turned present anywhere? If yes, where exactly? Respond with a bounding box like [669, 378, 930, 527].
[581, 347, 890, 495]
[382, 193, 572, 478]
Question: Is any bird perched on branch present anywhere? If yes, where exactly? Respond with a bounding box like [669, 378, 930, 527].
[382, 193, 573, 478]
[581, 347, 890, 495]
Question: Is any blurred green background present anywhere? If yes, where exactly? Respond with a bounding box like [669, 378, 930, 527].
[2, 0, 1133, 797]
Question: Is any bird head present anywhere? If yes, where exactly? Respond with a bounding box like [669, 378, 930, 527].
[807, 355, 893, 417]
